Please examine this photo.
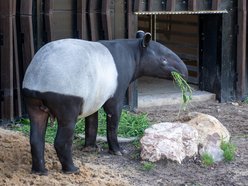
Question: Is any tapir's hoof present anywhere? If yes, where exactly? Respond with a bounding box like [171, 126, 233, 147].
[82, 145, 101, 152]
[62, 166, 80, 174]
[109, 149, 128, 156]
[31, 168, 48, 176]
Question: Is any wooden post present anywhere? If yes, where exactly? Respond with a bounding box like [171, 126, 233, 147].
[0, 0, 14, 122]
[102, 0, 113, 40]
[236, 0, 247, 99]
[134, 0, 147, 12]
[89, 0, 102, 41]
[220, 1, 237, 101]
[13, 0, 22, 118]
[77, 0, 89, 40]
[20, 0, 34, 72]
[166, 0, 176, 11]
[44, 0, 54, 41]
[212, 0, 222, 10]
[188, 0, 197, 11]
[127, 0, 138, 110]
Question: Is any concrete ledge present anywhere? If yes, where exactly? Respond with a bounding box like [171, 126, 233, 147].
[138, 91, 216, 108]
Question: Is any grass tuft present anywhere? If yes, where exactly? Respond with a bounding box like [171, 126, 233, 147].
[141, 161, 155, 171]
[220, 141, 236, 162]
[201, 153, 214, 166]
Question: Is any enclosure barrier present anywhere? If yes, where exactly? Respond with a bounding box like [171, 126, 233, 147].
[0, 0, 246, 123]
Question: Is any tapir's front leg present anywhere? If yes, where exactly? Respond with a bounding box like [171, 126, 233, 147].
[84, 112, 98, 151]
[103, 99, 123, 155]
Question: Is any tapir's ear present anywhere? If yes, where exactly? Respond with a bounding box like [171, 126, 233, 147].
[136, 30, 145, 38]
[142, 32, 152, 48]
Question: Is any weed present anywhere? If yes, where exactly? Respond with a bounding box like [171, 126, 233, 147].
[220, 141, 236, 162]
[243, 97, 248, 104]
[171, 71, 193, 112]
[141, 161, 155, 171]
[14, 109, 150, 144]
[201, 153, 214, 166]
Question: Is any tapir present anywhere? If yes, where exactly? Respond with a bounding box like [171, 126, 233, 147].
[22, 31, 188, 175]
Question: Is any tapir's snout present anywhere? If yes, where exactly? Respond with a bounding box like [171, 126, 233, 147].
[179, 61, 188, 80]
[169, 58, 188, 80]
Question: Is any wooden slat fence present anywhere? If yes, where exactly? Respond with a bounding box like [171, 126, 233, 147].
[0, 0, 138, 122]
[0, 0, 246, 122]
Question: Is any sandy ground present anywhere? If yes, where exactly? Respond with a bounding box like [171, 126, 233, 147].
[0, 101, 248, 185]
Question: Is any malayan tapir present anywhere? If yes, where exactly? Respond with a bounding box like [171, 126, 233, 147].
[22, 30, 188, 175]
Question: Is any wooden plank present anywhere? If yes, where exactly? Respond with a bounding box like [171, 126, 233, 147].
[44, 0, 77, 41]
[148, 0, 166, 11]
[166, 0, 176, 11]
[0, 0, 13, 15]
[175, 0, 188, 11]
[77, 0, 89, 40]
[212, 0, 222, 10]
[113, 0, 126, 39]
[236, 0, 247, 98]
[44, 0, 53, 14]
[127, 0, 138, 110]
[52, 0, 76, 11]
[220, 0, 236, 101]
[0, 15, 14, 122]
[102, 0, 113, 40]
[134, 0, 147, 12]
[197, 0, 212, 11]
[127, 0, 137, 38]
[188, 0, 197, 11]
[199, 14, 221, 98]
[13, 11, 22, 118]
[20, 0, 33, 15]
[89, 0, 102, 40]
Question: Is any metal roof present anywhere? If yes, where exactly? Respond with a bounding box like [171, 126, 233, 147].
[134, 10, 228, 15]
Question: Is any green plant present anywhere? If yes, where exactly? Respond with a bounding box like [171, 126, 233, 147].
[201, 153, 214, 166]
[141, 161, 155, 171]
[243, 97, 248, 104]
[171, 71, 193, 111]
[14, 109, 150, 144]
[220, 141, 236, 162]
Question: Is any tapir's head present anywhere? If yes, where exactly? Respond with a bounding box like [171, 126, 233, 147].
[137, 31, 188, 80]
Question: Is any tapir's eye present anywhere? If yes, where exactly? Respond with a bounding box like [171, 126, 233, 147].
[161, 58, 168, 66]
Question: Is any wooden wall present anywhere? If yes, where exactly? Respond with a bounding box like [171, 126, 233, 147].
[0, 0, 137, 123]
[0, 0, 246, 122]
[138, 14, 199, 84]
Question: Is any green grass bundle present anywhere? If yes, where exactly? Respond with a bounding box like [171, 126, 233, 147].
[171, 71, 193, 111]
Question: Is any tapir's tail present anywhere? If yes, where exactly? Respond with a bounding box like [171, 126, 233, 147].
[22, 88, 55, 127]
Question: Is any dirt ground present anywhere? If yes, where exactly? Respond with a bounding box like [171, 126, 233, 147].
[0, 101, 248, 185]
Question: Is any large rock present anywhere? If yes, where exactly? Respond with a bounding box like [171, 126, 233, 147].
[186, 112, 230, 147]
[140, 112, 231, 163]
[140, 122, 198, 163]
[185, 112, 230, 162]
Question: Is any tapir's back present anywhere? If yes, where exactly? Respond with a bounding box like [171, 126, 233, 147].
[23, 39, 118, 116]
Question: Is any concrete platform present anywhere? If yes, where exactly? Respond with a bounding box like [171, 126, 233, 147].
[138, 77, 216, 108]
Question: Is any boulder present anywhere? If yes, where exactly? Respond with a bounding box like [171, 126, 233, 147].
[140, 112, 231, 163]
[140, 122, 198, 163]
[186, 112, 230, 147]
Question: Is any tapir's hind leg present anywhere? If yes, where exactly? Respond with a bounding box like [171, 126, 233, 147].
[44, 94, 83, 174]
[84, 112, 98, 151]
[25, 97, 49, 175]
